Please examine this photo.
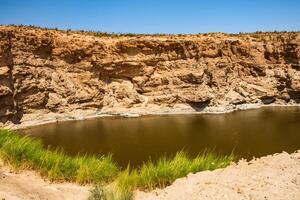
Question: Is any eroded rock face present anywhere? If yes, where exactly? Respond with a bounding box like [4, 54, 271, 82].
[0, 26, 300, 125]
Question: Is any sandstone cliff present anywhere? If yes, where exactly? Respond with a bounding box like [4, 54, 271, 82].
[0, 26, 300, 127]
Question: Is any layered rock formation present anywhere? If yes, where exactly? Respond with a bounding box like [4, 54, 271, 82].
[0, 26, 300, 127]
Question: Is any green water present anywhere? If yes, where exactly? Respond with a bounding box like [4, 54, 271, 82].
[21, 107, 300, 167]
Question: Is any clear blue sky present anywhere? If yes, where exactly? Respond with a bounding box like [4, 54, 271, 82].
[0, 0, 299, 34]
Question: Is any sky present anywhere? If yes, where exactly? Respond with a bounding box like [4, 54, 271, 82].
[0, 0, 299, 34]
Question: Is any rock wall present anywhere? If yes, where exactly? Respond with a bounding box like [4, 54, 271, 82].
[0, 26, 300, 126]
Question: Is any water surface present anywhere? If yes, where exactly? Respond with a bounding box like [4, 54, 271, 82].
[21, 107, 300, 167]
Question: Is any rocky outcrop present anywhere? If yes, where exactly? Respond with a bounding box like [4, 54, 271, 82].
[0, 26, 300, 127]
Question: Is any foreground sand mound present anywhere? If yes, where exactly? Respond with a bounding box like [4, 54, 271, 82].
[136, 151, 300, 200]
[0, 163, 89, 200]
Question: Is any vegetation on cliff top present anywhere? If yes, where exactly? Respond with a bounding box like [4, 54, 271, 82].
[2, 24, 299, 38]
[0, 129, 234, 200]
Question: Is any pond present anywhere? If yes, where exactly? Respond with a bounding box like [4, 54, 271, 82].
[21, 107, 300, 167]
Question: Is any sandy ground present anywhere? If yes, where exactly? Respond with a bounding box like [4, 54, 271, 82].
[136, 151, 300, 200]
[0, 151, 299, 200]
[0, 164, 90, 200]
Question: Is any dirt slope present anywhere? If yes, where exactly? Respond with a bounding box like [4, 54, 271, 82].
[136, 151, 300, 200]
[0, 166, 89, 200]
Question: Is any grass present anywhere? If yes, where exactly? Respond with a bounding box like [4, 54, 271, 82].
[89, 151, 234, 200]
[89, 184, 133, 200]
[116, 151, 233, 190]
[0, 129, 234, 200]
[0, 129, 118, 183]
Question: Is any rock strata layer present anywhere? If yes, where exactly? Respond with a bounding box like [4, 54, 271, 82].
[0, 26, 300, 127]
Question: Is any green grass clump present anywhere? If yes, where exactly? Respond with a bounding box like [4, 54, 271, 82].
[89, 184, 133, 200]
[89, 151, 233, 199]
[0, 129, 118, 183]
[116, 151, 233, 191]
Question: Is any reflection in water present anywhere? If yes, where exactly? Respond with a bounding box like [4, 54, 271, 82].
[21, 107, 300, 167]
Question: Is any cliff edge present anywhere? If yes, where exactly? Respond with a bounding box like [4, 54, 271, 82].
[0, 26, 300, 127]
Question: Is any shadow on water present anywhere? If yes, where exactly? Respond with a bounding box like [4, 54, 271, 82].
[20, 107, 300, 167]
